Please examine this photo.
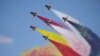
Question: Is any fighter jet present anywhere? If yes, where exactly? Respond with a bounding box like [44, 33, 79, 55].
[30, 26, 48, 40]
[43, 36, 48, 40]
[62, 17, 68, 22]
[30, 12, 37, 16]
[30, 26, 36, 30]
[45, 5, 51, 10]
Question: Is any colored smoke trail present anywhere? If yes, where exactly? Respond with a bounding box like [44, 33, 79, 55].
[22, 45, 62, 56]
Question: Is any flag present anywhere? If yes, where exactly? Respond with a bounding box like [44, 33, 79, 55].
[67, 20, 100, 56]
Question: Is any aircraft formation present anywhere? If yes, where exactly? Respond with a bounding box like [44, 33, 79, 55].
[29, 5, 100, 56]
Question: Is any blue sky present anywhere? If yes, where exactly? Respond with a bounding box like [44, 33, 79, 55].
[0, 0, 100, 56]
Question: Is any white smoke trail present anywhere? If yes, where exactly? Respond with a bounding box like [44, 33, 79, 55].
[50, 8, 91, 56]
[51, 9, 80, 24]
[50, 24, 91, 56]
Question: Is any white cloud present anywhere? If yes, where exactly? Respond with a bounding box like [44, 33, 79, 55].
[0, 35, 13, 44]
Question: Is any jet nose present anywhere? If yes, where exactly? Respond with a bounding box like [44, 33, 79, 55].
[30, 26, 36, 30]
[30, 12, 37, 16]
[45, 5, 51, 10]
